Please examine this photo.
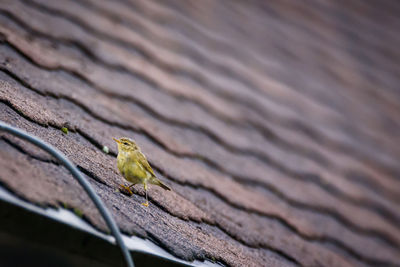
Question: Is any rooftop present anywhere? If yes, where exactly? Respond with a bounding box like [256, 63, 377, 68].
[0, 0, 400, 266]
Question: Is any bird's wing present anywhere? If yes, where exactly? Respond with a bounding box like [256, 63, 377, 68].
[131, 150, 156, 177]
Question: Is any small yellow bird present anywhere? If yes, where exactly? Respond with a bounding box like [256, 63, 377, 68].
[113, 137, 171, 207]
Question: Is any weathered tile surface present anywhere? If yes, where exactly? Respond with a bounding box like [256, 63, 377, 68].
[0, 0, 399, 266]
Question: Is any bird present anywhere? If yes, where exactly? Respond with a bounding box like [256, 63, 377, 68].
[113, 137, 171, 207]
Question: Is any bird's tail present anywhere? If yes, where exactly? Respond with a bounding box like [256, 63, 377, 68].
[151, 178, 171, 191]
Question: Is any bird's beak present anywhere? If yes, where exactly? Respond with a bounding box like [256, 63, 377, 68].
[112, 138, 121, 144]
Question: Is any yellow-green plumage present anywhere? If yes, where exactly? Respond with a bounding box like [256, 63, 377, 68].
[113, 137, 171, 206]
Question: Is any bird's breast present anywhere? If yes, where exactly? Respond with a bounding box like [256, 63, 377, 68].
[117, 153, 150, 184]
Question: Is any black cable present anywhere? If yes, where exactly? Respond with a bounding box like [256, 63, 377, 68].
[0, 121, 134, 267]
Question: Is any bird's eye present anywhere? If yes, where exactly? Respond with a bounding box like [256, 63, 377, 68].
[123, 142, 129, 145]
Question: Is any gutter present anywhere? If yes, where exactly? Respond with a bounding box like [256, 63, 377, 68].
[0, 186, 219, 267]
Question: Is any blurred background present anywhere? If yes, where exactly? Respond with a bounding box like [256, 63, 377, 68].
[0, 0, 399, 266]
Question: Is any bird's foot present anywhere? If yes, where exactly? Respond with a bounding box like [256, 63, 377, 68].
[119, 184, 133, 196]
[141, 201, 149, 207]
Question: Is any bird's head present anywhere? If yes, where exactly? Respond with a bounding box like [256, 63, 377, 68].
[113, 137, 139, 152]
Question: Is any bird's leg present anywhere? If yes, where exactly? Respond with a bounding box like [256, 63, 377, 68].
[142, 183, 149, 207]
[119, 183, 133, 196]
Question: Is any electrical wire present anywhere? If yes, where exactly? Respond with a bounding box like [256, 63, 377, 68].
[0, 121, 134, 267]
